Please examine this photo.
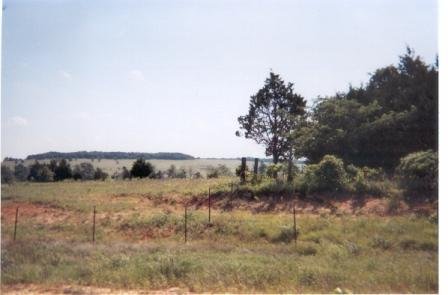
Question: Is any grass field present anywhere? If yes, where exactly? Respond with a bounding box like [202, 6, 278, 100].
[1, 179, 438, 293]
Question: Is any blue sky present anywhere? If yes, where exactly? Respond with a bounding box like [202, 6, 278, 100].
[1, 0, 438, 159]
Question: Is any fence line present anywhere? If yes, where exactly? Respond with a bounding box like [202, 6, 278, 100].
[10, 183, 300, 245]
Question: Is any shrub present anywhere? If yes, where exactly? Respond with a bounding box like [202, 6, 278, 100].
[1, 165, 14, 184]
[192, 171, 203, 179]
[28, 161, 54, 182]
[54, 159, 72, 181]
[14, 163, 29, 181]
[94, 168, 108, 181]
[303, 155, 346, 193]
[235, 164, 251, 180]
[272, 226, 296, 243]
[73, 162, 95, 181]
[130, 158, 154, 178]
[122, 167, 131, 180]
[265, 164, 283, 179]
[207, 170, 219, 179]
[167, 165, 177, 178]
[396, 150, 437, 199]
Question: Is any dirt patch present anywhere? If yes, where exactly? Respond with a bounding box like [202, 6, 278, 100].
[1, 284, 188, 294]
[1, 202, 72, 225]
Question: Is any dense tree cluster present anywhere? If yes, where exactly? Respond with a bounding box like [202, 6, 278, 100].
[26, 151, 194, 160]
[1, 160, 109, 183]
[294, 48, 437, 171]
[238, 48, 437, 174]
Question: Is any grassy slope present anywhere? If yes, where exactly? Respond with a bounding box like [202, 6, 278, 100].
[1, 179, 438, 293]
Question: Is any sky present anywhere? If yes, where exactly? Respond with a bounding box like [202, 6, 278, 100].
[0, 0, 438, 159]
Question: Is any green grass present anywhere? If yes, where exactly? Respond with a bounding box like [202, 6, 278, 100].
[1, 180, 438, 293]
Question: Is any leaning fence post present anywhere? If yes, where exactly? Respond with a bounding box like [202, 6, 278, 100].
[92, 206, 96, 243]
[184, 205, 188, 243]
[253, 158, 259, 183]
[293, 205, 297, 246]
[208, 187, 211, 224]
[240, 157, 247, 184]
[13, 207, 19, 241]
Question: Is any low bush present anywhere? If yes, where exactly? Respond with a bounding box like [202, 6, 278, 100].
[1, 165, 14, 184]
[271, 226, 296, 243]
[396, 150, 437, 199]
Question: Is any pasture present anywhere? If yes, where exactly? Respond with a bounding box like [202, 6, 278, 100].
[1, 178, 438, 293]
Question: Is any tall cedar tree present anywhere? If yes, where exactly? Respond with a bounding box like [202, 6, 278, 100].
[130, 158, 154, 178]
[236, 72, 306, 163]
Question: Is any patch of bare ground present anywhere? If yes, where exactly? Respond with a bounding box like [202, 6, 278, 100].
[1, 202, 73, 225]
[1, 284, 189, 295]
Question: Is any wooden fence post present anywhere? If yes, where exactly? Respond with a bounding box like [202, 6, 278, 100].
[92, 206, 96, 243]
[13, 207, 19, 241]
[208, 187, 211, 224]
[184, 205, 187, 243]
[253, 158, 259, 182]
[293, 205, 297, 246]
[240, 157, 247, 184]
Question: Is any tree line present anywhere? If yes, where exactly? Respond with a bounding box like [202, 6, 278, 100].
[237, 48, 437, 170]
[1, 158, 238, 183]
[25, 151, 195, 161]
[236, 48, 437, 198]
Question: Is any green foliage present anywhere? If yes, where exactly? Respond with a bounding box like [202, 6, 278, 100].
[14, 163, 29, 181]
[0, 179, 438, 293]
[28, 161, 54, 182]
[266, 163, 283, 178]
[1, 165, 14, 184]
[206, 164, 232, 178]
[130, 158, 155, 179]
[192, 171, 203, 179]
[396, 150, 438, 199]
[54, 159, 72, 181]
[122, 166, 131, 180]
[237, 72, 306, 163]
[302, 155, 347, 193]
[271, 226, 296, 243]
[73, 162, 95, 180]
[26, 151, 195, 160]
[295, 48, 437, 170]
[94, 167, 108, 181]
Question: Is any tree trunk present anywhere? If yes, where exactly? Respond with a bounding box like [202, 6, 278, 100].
[287, 145, 294, 183]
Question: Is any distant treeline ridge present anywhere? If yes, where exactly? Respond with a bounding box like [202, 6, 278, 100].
[25, 151, 195, 160]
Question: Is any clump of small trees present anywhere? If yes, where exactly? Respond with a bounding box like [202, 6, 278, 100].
[1, 159, 109, 183]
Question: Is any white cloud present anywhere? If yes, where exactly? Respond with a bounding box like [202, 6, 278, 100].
[59, 70, 72, 80]
[9, 116, 28, 126]
[129, 69, 145, 81]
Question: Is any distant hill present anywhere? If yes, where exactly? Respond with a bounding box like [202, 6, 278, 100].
[26, 151, 195, 160]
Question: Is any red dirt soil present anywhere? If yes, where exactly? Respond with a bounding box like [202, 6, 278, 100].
[1, 284, 188, 295]
[1, 202, 72, 225]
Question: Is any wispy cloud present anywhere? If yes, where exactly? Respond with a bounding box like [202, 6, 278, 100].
[59, 70, 72, 80]
[129, 69, 145, 81]
[9, 116, 28, 126]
